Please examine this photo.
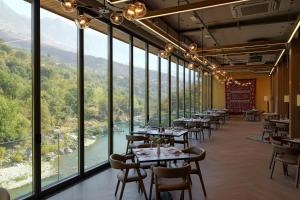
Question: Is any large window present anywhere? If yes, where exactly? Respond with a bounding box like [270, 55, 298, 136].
[161, 58, 169, 127]
[41, 8, 79, 188]
[112, 28, 129, 154]
[0, 0, 32, 198]
[148, 46, 159, 127]
[191, 70, 195, 115]
[84, 24, 108, 170]
[133, 38, 146, 130]
[199, 71, 203, 111]
[171, 57, 177, 121]
[185, 66, 191, 117]
[178, 60, 185, 117]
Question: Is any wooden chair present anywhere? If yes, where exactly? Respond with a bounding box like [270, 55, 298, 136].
[109, 154, 148, 200]
[275, 123, 289, 137]
[270, 145, 300, 188]
[182, 146, 207, 197]
[187, 121, 204, 141]
[261, 121, 276, 141]
[125, 135, 149, 154]
[150, 165, 192, 200]
[0, 188, 10, 200]
[173, 120, 187, 128]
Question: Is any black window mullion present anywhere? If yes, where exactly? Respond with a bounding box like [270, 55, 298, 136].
[78, 26, 84, 176]
[176, 58, 179, 118]
[183, 63, 185, 117]
[145, 44, 149, 124]
[129, 35, 134, 133]
[32, 0, 41, 197]
[108, 24, 113, 155]
[158, 56, 161, 126]
[168, 56, 171, 127]
[189, 69, 192, 118]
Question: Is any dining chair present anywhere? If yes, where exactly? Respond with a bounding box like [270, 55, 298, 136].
[125, 135, 149, 154]
[275, 123, 289, 137]
[173, 120, 187, 128]
[261, 121, 276, 141]
[187, 121, 204, 141]
[270, 144, 300, 187]
[150, 165, 192, 200]
[0, 188, 10, 200]
[182, 146, 207, 197]
[109, 154, 148, 200]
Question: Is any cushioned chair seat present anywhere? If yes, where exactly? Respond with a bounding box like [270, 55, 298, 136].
[157, 178, 187, 191]
[117, 168, 147, 182]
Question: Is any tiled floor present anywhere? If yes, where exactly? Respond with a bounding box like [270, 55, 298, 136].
[47, 117, 300, 200]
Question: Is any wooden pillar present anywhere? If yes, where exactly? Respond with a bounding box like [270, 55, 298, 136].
[289, 37, 300, 138]
[277, 60, 289, 116]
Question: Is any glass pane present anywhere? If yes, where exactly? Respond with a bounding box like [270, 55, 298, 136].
[171, 57, 177, 121]
[199, 71, 203, 111]
[84, 24, 108, 170]
[133, 38, 146, 130]
[0, 0, 32, 198]
[185, 66, 190, 117]
[148, 46, 159, 127]
[161, 58, 169, 127]
[113, 28, 129, 154]
[41, 9, 78, 188]
[178, 60, 184, 117]
[191, 70, 195, 115]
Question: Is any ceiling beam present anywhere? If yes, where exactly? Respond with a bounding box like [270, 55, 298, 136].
[201, 44, 286, 57]
[197, 40, 286, 52]
[106, 0, 130, 4]
[180, 13, 299, 33]
[137, 0, 250, 20]
[220, 64, 274, 69]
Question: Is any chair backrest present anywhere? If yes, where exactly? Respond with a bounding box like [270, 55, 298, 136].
[272, 144, 300, 155]
[173, 120, 187, 128]
[153, 165, 191, 179]
[126, 135, 149, 142]
[182, 146, 206, 161]
[137, 143, 157, 148]
[187, 121, 202, 129]
[109, 154, 127, 169]
[276, 123, 289, 130]
[0, 188, 10, 200]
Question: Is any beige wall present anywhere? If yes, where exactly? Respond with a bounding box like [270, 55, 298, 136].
[212, 78, 225, 109]
[212, 73, 271, 111]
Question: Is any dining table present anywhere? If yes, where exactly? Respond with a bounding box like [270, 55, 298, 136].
[270, 119, 290, 124]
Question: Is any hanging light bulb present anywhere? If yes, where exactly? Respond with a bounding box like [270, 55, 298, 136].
[188, 43, 197, 52]
[184, 51, 191, 59]
[188, 62, 194, 69]
[203, 71, 208, 76]
[61, 0, 77, 12]
[123, 4, 137, 20]
[110, 11, 124, 25]
[165, 43, 174, 53]
[159, 50, 169, 58]
[134, 1, 147, 18]
[75, 15, 91, 29]
[191, 54, 198, 61]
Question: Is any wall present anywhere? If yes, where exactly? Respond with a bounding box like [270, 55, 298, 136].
[212, 73, 271, 111]
[212, 77, 225, 109]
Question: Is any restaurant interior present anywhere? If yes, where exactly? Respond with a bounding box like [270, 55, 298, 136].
[0, 0, 300, 199]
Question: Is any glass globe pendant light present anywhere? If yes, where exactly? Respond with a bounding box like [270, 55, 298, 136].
[75, 15, 91, 29]
[123, 4, 137, 20]
[134, 1, 147, 18]
[61, 0, 77, 12]
[165, 43, 174, 53]
[110, 11, 124, 25]
[188, 43, 197, 52]
[188, 62, 194, 69]
[159, 50, 169, 58]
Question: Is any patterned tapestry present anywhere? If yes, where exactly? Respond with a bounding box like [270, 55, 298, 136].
[225, 79, 256, 114]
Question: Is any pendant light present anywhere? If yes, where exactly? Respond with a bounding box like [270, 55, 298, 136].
[184, 51, 191, 59]
[159, 50, 169, 58]
[123, 1, 147, 21]
[61, 0, 77, 12]
[188, 62, 194, 69]
[110, 11, 124, 25]
[188, 43, 197, 52]
[75, 14, 91, 29]
[134, 2, 147, 18]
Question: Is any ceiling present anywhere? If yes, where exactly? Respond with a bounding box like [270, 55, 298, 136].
[139, 0, 300, 74]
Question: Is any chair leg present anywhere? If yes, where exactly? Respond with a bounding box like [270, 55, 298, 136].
[115, 180, 120, 196]
[188, 187, 193, 200]
[269, 151, 275, 169]
[119, 182, 126, 200]
[270, 160, 276, 179]
[139, 180, 148, 200]
[180, 190, 184, 200]
[296, 158, 300, 188]
[196, 163, 207, 197]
